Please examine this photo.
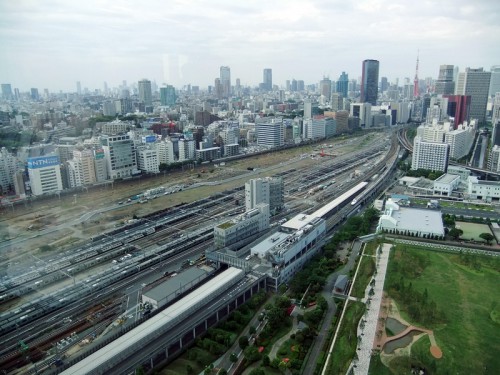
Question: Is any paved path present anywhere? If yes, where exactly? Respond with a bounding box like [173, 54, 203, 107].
[302, 240, 363, 375]
[351, 243, 391, 375]
[269, 311, 299, 360]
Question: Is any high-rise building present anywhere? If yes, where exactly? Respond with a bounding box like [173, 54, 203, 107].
[331, 93, 343, 112]
[489, 65, 500, 97]
[488, 145, 500, 172]
[297, 80, 305, 91]
[101, 134, 138, 179]
[255, 118, 284, 148]
[27, 156, 63, 196]
[214, 78, 222, 99]
[455, 68, 491, 124]
[305, 116, 336, 139]
[220, 66, 231, 97]
[336, 72, 349, 98]
[245, 177, 283, 214]
[320, 77, 332, 101]
[263, 69, 272, 91]
[411, 136, 449, 172]
[380, 76, 389, 93]
[360, 59, 379, 105]
[138, 79, 153, 106]
[1, 84, 13, 100]
[160, 85, 176, 106]
[291, 79, 298, 92]
[435, 65, 455, 95]
[0, 147, 18, 194]
[30, 88, 39, 100]
[76, 81, 82, 95]
[443, 95, 471, 129]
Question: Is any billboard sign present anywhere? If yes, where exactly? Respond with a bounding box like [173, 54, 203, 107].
[27, 156, 60, 169]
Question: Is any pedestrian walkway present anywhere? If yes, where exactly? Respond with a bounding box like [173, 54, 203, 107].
[351, 243, 391, 375]
[268, 311, 299, 360]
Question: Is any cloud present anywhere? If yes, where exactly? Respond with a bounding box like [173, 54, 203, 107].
[0, 0, 499, 91]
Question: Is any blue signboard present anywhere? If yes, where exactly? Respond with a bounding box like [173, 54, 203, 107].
[27, 156, 60, 169]
[143, 135, 156, 143]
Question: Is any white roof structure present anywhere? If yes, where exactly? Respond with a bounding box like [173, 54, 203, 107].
[312, 182, 368, 219]
[61, 267, 244, 375]
[377, 199, 444, 237]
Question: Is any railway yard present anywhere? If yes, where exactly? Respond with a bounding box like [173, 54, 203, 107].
[0, 131, 398, 374]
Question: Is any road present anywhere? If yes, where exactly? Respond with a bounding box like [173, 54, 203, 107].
[411, 204, 499, 220]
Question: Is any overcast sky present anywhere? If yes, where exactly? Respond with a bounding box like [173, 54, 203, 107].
[1, 0, 499, 92]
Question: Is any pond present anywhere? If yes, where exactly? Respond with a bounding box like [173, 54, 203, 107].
[385, 317, 407, 336]
[383, 330, 421, 354]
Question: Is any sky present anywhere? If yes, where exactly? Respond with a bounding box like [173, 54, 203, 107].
[0, 0, 499, 92]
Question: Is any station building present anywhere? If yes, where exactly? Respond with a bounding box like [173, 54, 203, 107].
[214, 204, 269, 249]
[249, 213, 326, 291]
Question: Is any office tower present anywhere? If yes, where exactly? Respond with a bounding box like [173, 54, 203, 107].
[138, 79, 153, 106]
[380, 76, 388, 92]
[214, 78, 222, 99]
[101, 134, 137, 179]
[488, 145, 500, 172]
[443, 95, 471, 129]
[263, 68, 272, 91]
[455, 68, 491, 124]
[14, 88, 20, 101]
[286, 80, 291, 91]
[306, 116, 336, 139]
[76, 81, 82, 95]
[245, 177, 284, 214]
[411, 136, 449, 172]
[0, 147, 18, 194]
[331, 93, 343, 111]
[489, 65, 500, 97]
[30, 88, 39, 100]
[235, 78, 241, 96]
[67, 149, 98, 187]
[297, 80, 305, 91]
[220, 66, 231, 97]
[1, 84, 13, 100]
[336, 72, 349, 98]
[435, 65, 455, 95]
[27, 156, 63, 196]
[360, 59, 379, 105]
[255, 118, 284, 148]
[160, 85, 176, 106]
[492, 93, 500, 146]
[304, 99, 312, 119]
[291, 79, 298, 92]
[320, 77, 332, 101]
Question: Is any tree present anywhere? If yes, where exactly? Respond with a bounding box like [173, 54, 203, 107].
[449, 228, 463, 240]
[238, 336, 249, 350]
[249, 369, 265, 375]
[218, 369, 227, 375]
[479, 232, 494, 245]
[229, 353, 238, 362]
[243, 346, 262, 363]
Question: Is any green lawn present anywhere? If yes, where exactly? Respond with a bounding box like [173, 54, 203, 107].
[324, 301, 365, 375]
[376, 245, 500, 375]
[350, 255, 376, 299]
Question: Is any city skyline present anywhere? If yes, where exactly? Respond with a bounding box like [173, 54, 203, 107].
[0, 0, 499, 91]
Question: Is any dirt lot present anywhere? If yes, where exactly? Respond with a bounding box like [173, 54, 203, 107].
[0, 133, 376, 258]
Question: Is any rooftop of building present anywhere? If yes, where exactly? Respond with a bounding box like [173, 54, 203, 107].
[435, 173, 460, 184]
[380, 199, 444, 234]
[142, 267, 209, 302]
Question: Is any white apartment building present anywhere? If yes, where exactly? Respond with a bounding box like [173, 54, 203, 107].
[305, 117, 336, 139]
[101, 134, 138, 179]
[255, 118, 284, 148]
[411, 136, 449, 172]
[245, 177, 284, 214]
[27, 156, 63, 196]
[67, 149, 98, 187]
[178, 139, 195, 162]
[487, 145, 500, 172]
[0, 147, 18, 194]
[157, 139, 176, 165]
[136, 145, 159, 174]
[100, 119, 132, 135]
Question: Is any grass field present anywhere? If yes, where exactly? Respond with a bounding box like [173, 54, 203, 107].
[350, 255, 375, 299]
[455, 221, 493, 241]
[375, 244, 500, 375]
